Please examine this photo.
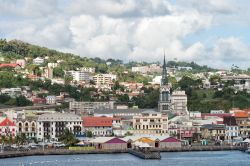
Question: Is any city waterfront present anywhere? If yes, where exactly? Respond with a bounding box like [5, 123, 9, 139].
[0, 151, 249, 166]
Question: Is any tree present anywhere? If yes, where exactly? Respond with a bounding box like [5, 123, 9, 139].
[53, 67, 64, 78]
[59, 128, 78, 146]
[86, 131, 93, 138]
[16, 96, 33, 106]
[64, 75, 73, 85]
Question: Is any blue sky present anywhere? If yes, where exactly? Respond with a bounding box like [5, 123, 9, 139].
[0, 0, 250, 69]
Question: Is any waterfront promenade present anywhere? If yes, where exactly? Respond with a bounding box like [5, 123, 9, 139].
[0, 145, 240, 159]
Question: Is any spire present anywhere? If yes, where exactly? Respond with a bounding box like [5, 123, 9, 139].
[161, 53, 168, 85]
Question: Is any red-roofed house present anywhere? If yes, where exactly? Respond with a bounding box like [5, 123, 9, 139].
[233, 111, 250, 137]
[160, 137, 181, 148]
[83, 117, 113, 136]
[0, 63, 21, 70]
[0, 117, 17, 137]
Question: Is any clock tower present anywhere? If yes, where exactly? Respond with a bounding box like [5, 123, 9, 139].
[158, 55, 171, 113]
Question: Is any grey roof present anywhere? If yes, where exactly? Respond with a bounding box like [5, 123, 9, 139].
[93, 109, 157, 115]
[201, 124, 225, 130]
[38, 113, 81, 121]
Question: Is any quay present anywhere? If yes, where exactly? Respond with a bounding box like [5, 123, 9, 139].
[128, 149, 161, 159]
[0, 146, 240, 159]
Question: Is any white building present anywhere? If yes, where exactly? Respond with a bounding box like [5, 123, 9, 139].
[33, 57, 44, 65]
[132, 111, 168, 135]
[16, 59, 26, 68]
[47, 63, 58, 68]
[65, 70, 91, 83]
[17, 118, 37, 139]
[1, 88, 22, 97]
[80, 67, 95, 73]
[46, 95, 56, 104]
[93, 74, 116, 85]
[171, 91, 188, 116]
[37, 113, 82, 141]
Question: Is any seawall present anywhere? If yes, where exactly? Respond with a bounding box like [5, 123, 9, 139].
[0, 146, 240, 159]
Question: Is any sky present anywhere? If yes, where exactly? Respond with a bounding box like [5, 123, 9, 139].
[0, 0, 250, 69]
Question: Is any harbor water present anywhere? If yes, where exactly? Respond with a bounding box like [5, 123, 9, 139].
[0, 151, 249, 166]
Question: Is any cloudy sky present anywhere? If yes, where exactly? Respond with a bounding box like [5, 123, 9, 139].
[0, 0, 250, 69]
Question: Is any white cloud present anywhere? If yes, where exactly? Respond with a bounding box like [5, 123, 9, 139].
[0, 0, 250, 69]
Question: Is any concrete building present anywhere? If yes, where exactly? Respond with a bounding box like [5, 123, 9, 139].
[33, 57, 44, 65]
[45, 95, 56, 105]
[47, 63, 58, 68]
[200, 124, 225, 140]
[132, 111, 168, 135]
[171, 91, 188, 116]
[234, 111, 250, 137]
[37, 113, 82, 141]
[43, 67, 53, 79]
[65, 70, 91, 83]
[80, 67, 95, 73]
[93, 74, 117, 85]
[1, 88, 22, 97]
[223, 116, 239, 143]
[69, 101, 114, 114]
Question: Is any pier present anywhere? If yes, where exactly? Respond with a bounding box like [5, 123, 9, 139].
[128, 149, 161, 159]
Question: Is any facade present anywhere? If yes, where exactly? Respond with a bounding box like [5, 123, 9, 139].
[80, 67, 95, 73]
[47, 63, 58, 68]
[0, 117, 17, 137]
[69, 101, 114, 114]
[158, 56, 171, 113]
[132, 111, 168, 135]
[93, 74, 117, 85]
[37, 113, 82, 141]
[17, 117, 37, 139]
[45, 95, 56, 104]
[223, 116, 239, 142]
[33, 57, 44, 65]
[82, 117, 113, 136]
[201, 124, 225, 140]
[43, 67, 53, 79]
[171, 91, 188, 116]
[1, 88, 22, 97]
[65, 70, 91, 83]
[234, 111, 250, 137]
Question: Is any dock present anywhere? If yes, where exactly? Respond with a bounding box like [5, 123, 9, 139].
[128, 149, 161, 160]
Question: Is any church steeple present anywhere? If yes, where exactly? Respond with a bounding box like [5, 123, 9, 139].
[161, 54, 168, 85]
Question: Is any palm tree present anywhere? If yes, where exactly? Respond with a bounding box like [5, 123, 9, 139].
[59, 128, 78, 146]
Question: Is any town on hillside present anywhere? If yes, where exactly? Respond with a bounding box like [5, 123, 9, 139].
[0, 39, 250, 152]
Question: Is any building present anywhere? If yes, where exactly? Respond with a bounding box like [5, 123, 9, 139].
[69, 101, 114, 114]
[0, 63, 21, 70]
[80, 67, 95, 73]
[132, 110, 168, 135]
[82, 117, 113, 136]
[90, 137, 127, 150]
[47, 63, 58, 68]
[93, 74, 117, 85]
[65, 70, 91, 83]
[43, 67, 53, 79]
[158, 56, 171, 113]
[223, 116, 239, 142]
[234, 111, 250, 137]
[200, 124, 225, 141]
[171, 91, 188, 116]
[0, 117, 17, 137]
[33, 57, 44, 65]
[1, 88, 22, 97]
[16, 117, 37, 139]
[16, 59, 26, 68]
[45, 95, 56, 105]
[37, 113, 82, 141]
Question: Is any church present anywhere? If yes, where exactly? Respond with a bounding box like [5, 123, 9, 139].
[158, 55, 188, 116]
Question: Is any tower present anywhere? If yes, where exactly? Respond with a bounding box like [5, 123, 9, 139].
[158, 54, 171, 113]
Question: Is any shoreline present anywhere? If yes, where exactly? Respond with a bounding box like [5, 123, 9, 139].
[0, 146, 240, 159]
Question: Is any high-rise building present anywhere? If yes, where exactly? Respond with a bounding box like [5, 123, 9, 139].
[158, 55, 171, 113]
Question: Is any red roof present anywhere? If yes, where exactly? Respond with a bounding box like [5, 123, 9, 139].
[105, 137, 126, 144]
[234, 111, 248, 118]
[0, 118, 15, 127]
[0, 63, 20, 68]
[83, 117, 113, 127]
[161, 137, 180, 143]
